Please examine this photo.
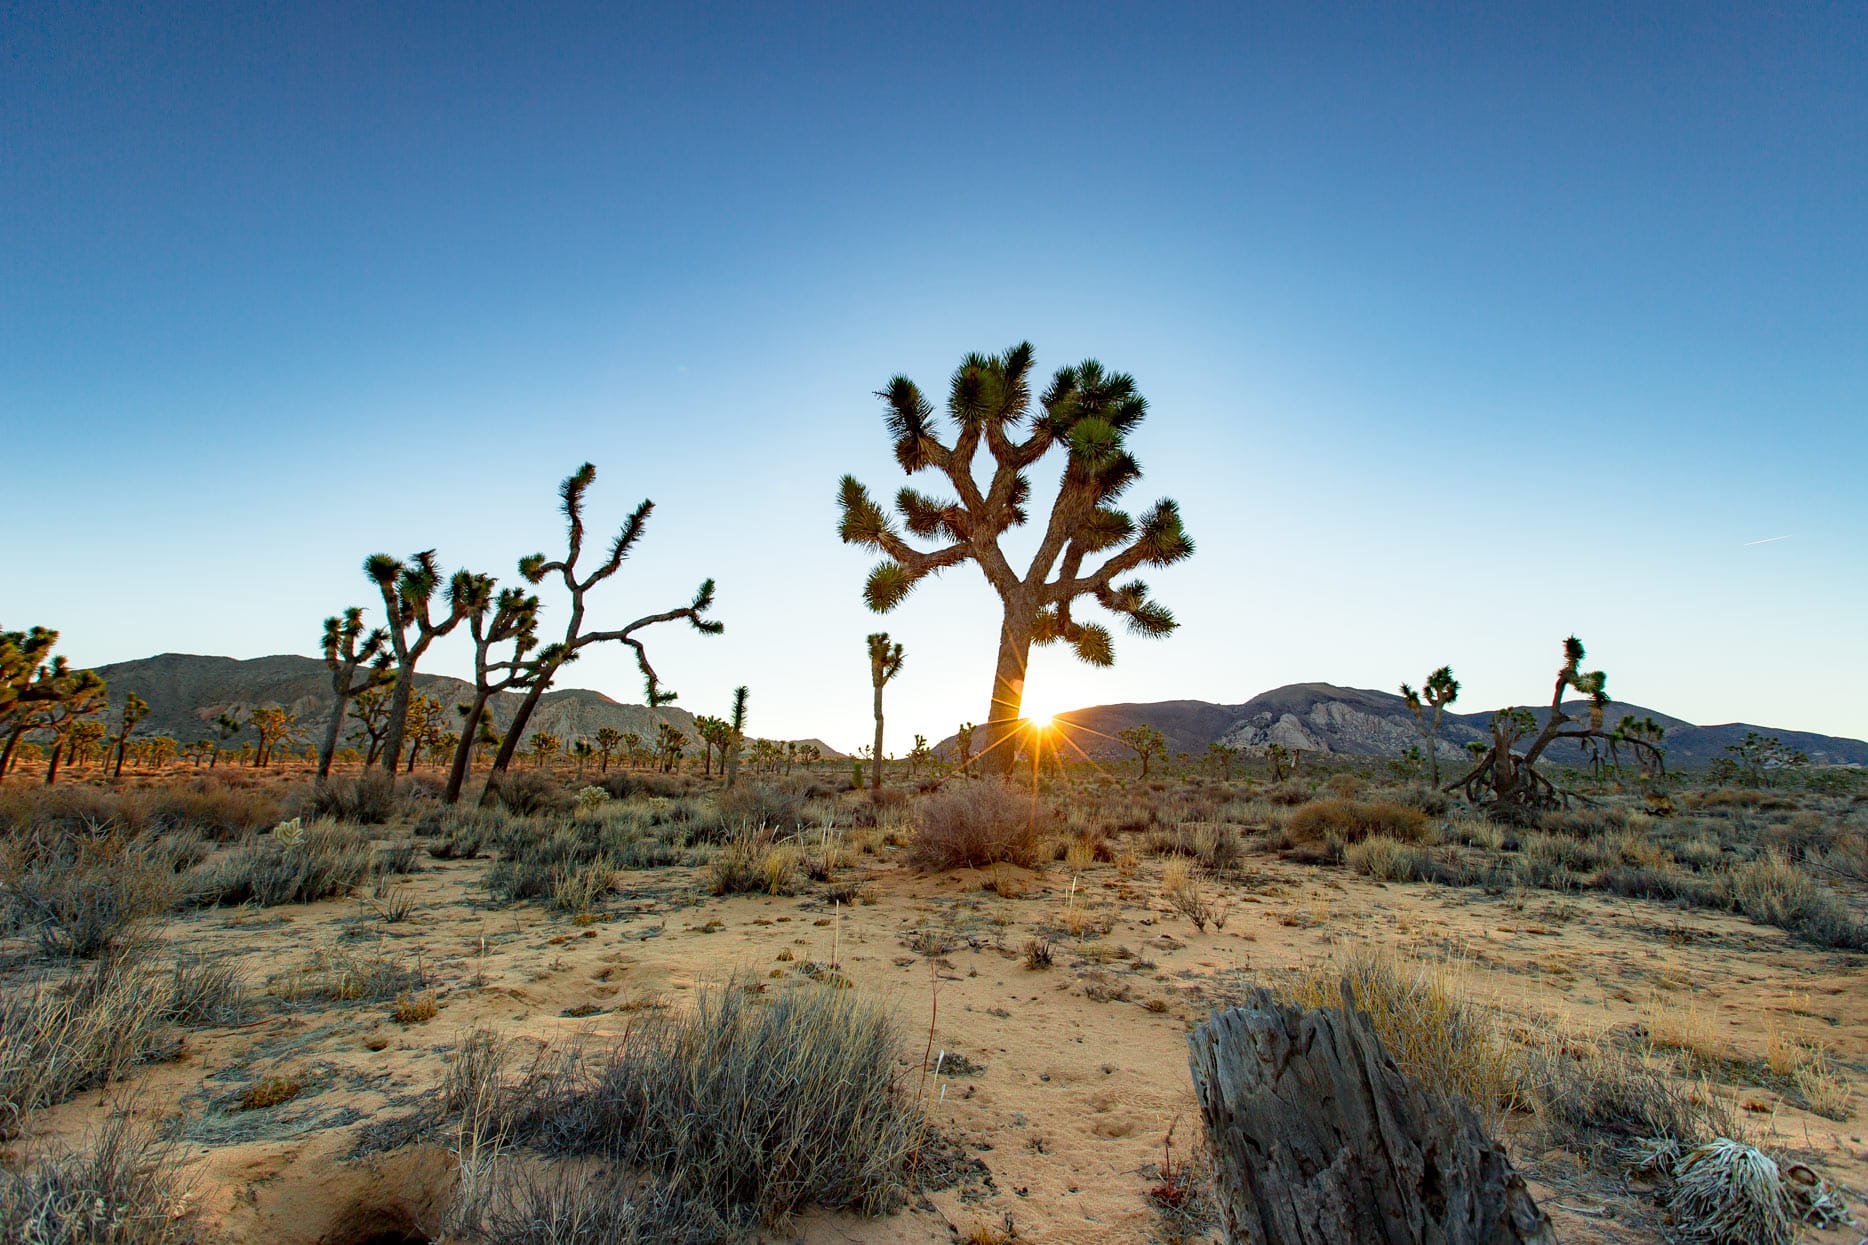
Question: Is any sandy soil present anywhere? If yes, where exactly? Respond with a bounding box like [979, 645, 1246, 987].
[11, 822, 1867, 1244]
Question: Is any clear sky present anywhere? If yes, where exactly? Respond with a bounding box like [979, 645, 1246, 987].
[4, 2, 1865, 751]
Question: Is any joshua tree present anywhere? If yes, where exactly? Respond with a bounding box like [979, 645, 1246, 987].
[593, 726, 623, 773]
[1399, 665, 1460, 787]
[1714, 731, 1807, 789]
[837, 344, 1194, 776]
[621, 731, 643, 770]
[1, 626, 86, 781]
[722, 685, 748, 790]
[348, 690, 391, 767]
[214, 711, 247, 765]
[480, 464, 722, 799]
[1205, 741, 1240, 781]
[444, 583, 542, 803]
[527, 731, 561, 770]
[953, 722, 976, 775]
[797, 741, 822, 767]
[572, 738, 594, 778]
[694, 715, 732, 777]
[654, 722, 687, 773]
[907, 733, 933, 779]
[865, 632, 906, 793]
[111, 692, 149, 778]
[319, 607, 394, 778]
[249, 705, 297, 768]
[1265, 742, 1296, 782]
[1118, 723, 1167, 779]
[1445, 636, 1664, 823]
[39, 669, 109, 785]
[402, 695, 447, 771]
[364, 550, 477, 775]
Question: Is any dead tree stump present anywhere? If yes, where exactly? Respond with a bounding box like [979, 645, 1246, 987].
[1187, 986, 1558, 1245]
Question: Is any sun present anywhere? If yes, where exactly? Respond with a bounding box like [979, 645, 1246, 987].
[1026, 712, 1054, 732]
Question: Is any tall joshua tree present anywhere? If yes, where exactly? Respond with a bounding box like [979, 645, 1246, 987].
[319, 607, 393, 779]
[112, 692, 148, 778]
[837, 344, 1193, 776]
[364, 550, 476, 775]
[41, 668, 108, 785]
[1, 626, 67, 781]
[866, 632, 905, 794]
[1399, 665, 1460, 787]
[445, 584, 542, 803]
[481, 464, 723, 801]
[722, 685, 749, 790]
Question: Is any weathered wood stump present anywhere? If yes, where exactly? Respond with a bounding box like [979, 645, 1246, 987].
[1187, 986, 1558, 1245]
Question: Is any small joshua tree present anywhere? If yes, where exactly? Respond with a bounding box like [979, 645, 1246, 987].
[1445, 636, 1663, 823]
[1264, 742, 1295, 782]
[837, 344, 1194, 775]
[722, 685, 749, 789]
[527, 731, 561, 770]
[866, 632, 905, 794]
[694, 715, 732, 777]
[111, 691, 148, 779]
[444, 583, 543, 802]
[1118, 723, 1167, 780]
[953, 722, 976, 775]
[593, 726, 623, 773]
[1399, 665, 1460, 787]
[481, 464, 722, 800]
[364, 550, 477, 775]
[654, 722, 686, 773]
[250, 705, 297, 768]
[319, 607, 394, 778]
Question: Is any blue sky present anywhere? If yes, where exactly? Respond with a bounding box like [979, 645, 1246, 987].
[4, 2, 1865, 749]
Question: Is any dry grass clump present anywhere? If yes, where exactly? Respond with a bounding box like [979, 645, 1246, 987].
[0, 958, 174, 1138]
[910, 781, 1045, 870]
[1343, 835, 1433, 882]
[0, 1110, 194, 1244]
[2, 830, 182, 958]
[716, 783, 808, 833]
[488, 770, 571, 817]
[194, 819, 373, 907]
[1277, 948, 1516, 1130]
[236, 1073, 303, 1111]
[549, 860, 615, 913]
[1276, 799, 1431, 861]
[1143, 822, 1242, 872]
[1159, 858, 1225, 933]
[1521, 1035, 1739, 1165]
[447, 979, 922, 1227]
[1724, 853, 1868, 949]
[163, 955, 248, 1027]
[392, 991, 439, 1025]
[145, 775, 283, 838]
[268, 946, 424, 1004]
[709, 828, 801, 896]
[1667, 1138, 1799, 1245]
[460, 1166, 747, 1244]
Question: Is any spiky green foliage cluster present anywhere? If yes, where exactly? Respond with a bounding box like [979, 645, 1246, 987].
[836, 343, 1193, 669]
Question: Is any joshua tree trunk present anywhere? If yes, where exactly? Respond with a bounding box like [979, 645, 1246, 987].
[870, 684, 886, 794]
[979, 614, 1032, 778]
[318, 702, 349, 779]
[0, 726, 24, 780]
[446, 696, 491, 804]
[44, 742, 62, 785]
[481, 680, 547, 804]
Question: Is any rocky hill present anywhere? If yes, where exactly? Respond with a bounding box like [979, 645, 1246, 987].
[85, 653, 841, 756]
[947, 683, 1867, 770]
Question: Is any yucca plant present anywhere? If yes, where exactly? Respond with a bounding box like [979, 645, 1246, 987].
[480, 464, 722, 801]
[1399, 665, 1460, 787]
[866, 633, 905, 793]
[443, 584, 541, 803]
[837, 344, 1194, 775]
[317, 607, 393, 778]
[364, 549, 478, 774]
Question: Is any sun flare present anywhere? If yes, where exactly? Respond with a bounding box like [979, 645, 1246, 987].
[1026, 712, 1054, 732]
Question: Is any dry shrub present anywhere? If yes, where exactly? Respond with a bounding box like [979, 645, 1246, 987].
[392, 992, 439, 1025]
[237, 1073, 302, 1111]
[0, 958, 174, 1138]
[164, 955, 248, 1027]
[195, 819, 373, 907]
[0, 1110, 194, 1244]
[2, 831, 181, 958]
[461, 1166, 746, 1244]
[1160, 859, 1222, 932]
[716, 783, 807, 833]
[490, 771, 569, 817]
[1278, 948, 1517, 1130]
[1522, 1035, 1739, 1164]
[268, 946, 424, 1004]
[447, 979, 921, 1226]
[709, 828, 801, 896]
[301, 772, 399, 824]
[1279, 799, 1431, 861]
[1725, 854, 1868, 950]
[1344, 835, 1431, 882]
[1261, 782, 1313, 806]
[910, 781, 1045, 870]
[146, 775, 283, 838]
[0, 785, 150, 837]
[550, 860, 615, 914]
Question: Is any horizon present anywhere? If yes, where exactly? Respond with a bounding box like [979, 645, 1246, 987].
[6, 4, 1865, 747]
[94, 647, 1868, 755]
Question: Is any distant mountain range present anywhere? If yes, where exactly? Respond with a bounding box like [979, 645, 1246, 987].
[80, 655, 1863, 771]
[946, 682, 1867, 770]
[87, 654, 843, 758]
